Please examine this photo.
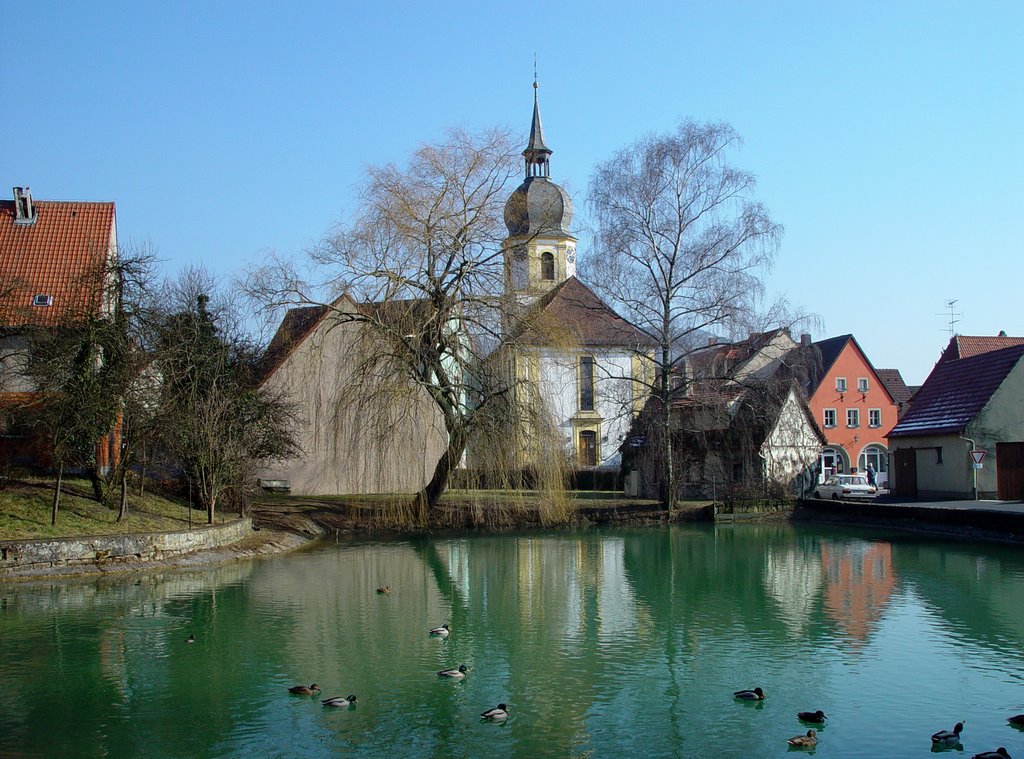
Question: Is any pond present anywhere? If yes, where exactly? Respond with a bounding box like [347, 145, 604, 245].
[2, 523, 1024, 758]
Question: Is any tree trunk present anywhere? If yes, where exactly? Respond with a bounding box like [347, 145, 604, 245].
[51, 463, 64, 526]
[90, 466, 105, 503]
[415, 424, 467, 521]
[116, 469, 128, 522]
[660, 343, 676, 512]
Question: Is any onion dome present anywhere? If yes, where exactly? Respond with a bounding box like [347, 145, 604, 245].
[504, 80, 573, 237]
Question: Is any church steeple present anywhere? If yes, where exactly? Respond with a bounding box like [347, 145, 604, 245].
[523, 81, 552, 178]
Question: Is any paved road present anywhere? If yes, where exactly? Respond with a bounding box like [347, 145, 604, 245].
[871, 495, 1024, 515]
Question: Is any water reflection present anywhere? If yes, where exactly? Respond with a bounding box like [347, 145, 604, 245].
[2, 525, 1024, 757]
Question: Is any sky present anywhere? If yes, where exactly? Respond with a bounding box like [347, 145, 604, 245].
[2, 0, 1022, 385]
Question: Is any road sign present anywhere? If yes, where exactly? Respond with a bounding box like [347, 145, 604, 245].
[970, 449, 986, 465]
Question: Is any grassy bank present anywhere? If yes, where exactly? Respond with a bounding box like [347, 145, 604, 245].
[0, 477, 225, 541]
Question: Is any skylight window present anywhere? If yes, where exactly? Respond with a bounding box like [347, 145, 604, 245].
[32, 294, 53, 307]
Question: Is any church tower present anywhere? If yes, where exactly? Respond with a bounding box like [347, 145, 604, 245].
[503, 80, 577, 309]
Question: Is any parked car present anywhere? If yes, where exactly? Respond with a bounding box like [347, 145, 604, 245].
[814, 474, 877, 500]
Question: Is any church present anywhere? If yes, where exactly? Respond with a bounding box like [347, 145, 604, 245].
[496, 82, 654, 471]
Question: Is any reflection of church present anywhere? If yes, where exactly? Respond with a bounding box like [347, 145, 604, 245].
[500, 82, 653, 469]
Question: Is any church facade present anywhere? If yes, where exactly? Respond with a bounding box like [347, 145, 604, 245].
[499, 84, 653, 470]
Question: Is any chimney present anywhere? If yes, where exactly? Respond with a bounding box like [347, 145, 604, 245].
[800, 333, 812, 347]
[13, 187, 36, 225]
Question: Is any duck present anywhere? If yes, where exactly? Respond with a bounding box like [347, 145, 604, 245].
[734, 687, 766, 701]
[971, 749, 1011, 759]
[797, 710, 826, 723]
[931, 722, 965, 745]
[787, 729, 817, 748]
[185, 633, 195, 644]
[321, 695, 357, 707]
[376, 586, 391, 595]
[438, 664, 469, 679]
[1009, 715, 1024, 727]
[480, 703, 509, 721]
[429, 623, 450, 637]
[288, 683, 321, 696]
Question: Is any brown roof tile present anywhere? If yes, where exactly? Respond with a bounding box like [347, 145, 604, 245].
[938, 334, 1024, 363]
[0, 199, 116, 326]
[513, 277, 655, 348]
[888, 343, 1024, 437]
[875, 368, 913, 406]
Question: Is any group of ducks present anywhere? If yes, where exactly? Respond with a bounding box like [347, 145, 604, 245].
[285, 617, 509, 722]
[734, 687, 1021, 758]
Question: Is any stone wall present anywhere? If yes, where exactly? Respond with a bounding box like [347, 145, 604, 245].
[0, 519, 252, 577]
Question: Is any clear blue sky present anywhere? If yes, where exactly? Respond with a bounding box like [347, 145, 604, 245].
[3, 0, 1021, 384]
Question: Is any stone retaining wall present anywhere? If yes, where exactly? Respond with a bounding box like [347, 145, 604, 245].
[0, 519, 252, 576]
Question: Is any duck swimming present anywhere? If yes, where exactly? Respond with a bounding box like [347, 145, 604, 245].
[931, 722, 964, 745]
[288, 683, 321, 696]
[438, 665, 468, 679]
[787, 730, 818, 748]
[797, 710, 826, 723]
[734, 687, 765, 701]
[1008, 715, 1024, 727]
[480, 703, 508, 721]
[185, 633, 195, 644]
[429, 624, 450, 637]
[376, 586, 391, 595]
[321, 695, 357, 707]
[971, 749, 1011, 759]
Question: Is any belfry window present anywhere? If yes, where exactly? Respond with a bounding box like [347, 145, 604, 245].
[540, 252, 555, 280]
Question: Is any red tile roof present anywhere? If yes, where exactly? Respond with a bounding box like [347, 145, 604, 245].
[888, 343, 1024, 438]
[938, 334, 1024, 363]
[512, 276, 655, 348]
[875, 368, 913, 406]
[0, 199, 116, 327]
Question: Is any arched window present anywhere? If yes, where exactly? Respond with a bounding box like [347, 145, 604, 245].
[540, 252, 555, 280]
[858, 445, 887, 474]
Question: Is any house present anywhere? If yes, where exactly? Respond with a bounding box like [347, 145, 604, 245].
[496, 83, 654, 471]
[887, 342, 1024, 500]
[936, 332, 1024, 363]
[801, 334, 899, 488]
[0, 187, 119, 469]
[626, 329, 825, 498]
[875, 368, 914, 419]
[255, 295, 449, 496]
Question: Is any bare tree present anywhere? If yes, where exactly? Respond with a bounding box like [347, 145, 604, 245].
[250, 128, 571, 518]
[151, 270, 298, 524]
[586, 120, 784, 510]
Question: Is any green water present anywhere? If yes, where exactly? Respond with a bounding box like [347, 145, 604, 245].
[3, 523, 1024, 758]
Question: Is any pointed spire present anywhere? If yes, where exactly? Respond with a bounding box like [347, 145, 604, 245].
[523, 78, 552, 178]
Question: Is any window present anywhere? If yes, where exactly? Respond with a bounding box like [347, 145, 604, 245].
[32, 294, 53, 307]
[858, 377, 869, 392]
[579, 356, 595, 411]
[869, 408, 881, 428]
[936, 447, 943, 464]
[847, 408, 860, 428]
[835, 377, 847, 392]
[578, 430, 597, 466]
[823, 408, 836, 428]
[858, 445, 887, 474]
[540, 252, 555, 280]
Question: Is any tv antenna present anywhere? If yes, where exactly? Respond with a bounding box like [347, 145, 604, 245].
[937, 299, 962, 337]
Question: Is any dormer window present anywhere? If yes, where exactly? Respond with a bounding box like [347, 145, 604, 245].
[540, 252, 555, 281]
[835, 377, 847, 392]
[32, 294, 53, 307]
[858, 378, 869, 392]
